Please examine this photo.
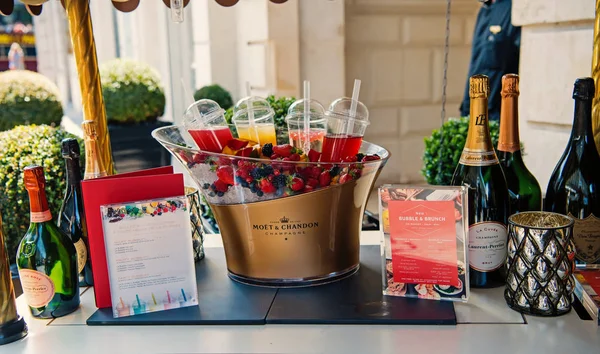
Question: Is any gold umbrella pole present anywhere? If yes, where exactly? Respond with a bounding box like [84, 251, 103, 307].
[0, 214, 27, 345]
[63, 0, 114, 174]
[592, 0, 600, 149]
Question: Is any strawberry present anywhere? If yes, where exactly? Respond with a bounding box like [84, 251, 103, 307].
[303, 185, 314, 193]
[289, 153, 301, 161]
[227, 138, 249, 150]
[342, 155, 358, 163]
[309, 166, 322, 179]
[272, 144, 293, 158]
[308, 149, 321, 162]
[339, 173, 352, 184]
[236, 147, 253, 157]
[270, 153, 281, 160]
[291, 176, 304, 191]
[306, 178, 319, 188]
[362, 154, 381, 162]
[319, 171, 331, 187]
[216, 166, 235, 185]
[214, 179, 229, 193]
[217, 157, 230, 166]
[259, 179, 277, 193]
[192, 153, 206, 164]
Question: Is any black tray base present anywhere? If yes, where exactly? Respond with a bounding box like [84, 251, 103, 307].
[87, 246, 456, 326]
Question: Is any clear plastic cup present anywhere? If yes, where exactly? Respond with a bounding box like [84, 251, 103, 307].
[232, 96, 277, 146]
[163, 294, 181, 310]
[115, 301, 131, 317]
[132, 300, 147, 315]
[183, 99, 233, 153]
[321, 98, 370, 162]
[285, 99, 327, 152]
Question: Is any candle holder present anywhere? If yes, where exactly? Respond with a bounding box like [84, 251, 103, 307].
[504, 211, 576, 316]
[0, 215, 27, 345]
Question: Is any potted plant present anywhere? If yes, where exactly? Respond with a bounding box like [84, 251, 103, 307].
[0, 69, 64, 131]
[100, 58, 170, 172]
[421, 117, 500, 185]
[193, 84, 233, 110]
[0, 124, 84, 265]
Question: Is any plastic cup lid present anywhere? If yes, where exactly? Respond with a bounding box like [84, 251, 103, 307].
[285, 99, 326, 123]
[232, 96, 274, 123]
[325, 97, 370, 125]
[184, 99, 226, 125]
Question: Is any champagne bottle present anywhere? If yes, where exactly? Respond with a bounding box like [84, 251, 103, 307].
[57, 138, 93, 287]
[497, 74, 542, 213]
[17, 166, 80, 318]
[451, 74, 510, 288]
[82, 120, 108, 180]
[545, 77, 600, 264]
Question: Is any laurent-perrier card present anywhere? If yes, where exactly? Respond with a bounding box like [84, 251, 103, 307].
[101, 196, 198, 318]
[379, 185, 469, 302]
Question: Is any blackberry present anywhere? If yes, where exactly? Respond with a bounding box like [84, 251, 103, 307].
[256, 190, 264, 197]
[262, 143, 274, 157]
[202, 183, 210, 189]
[273, 174, 287, 188]
[250, 168, 262, 180]
[262, 165, 274, 177]
[330, 166, 341, 177]
[356, 153, 365, 162]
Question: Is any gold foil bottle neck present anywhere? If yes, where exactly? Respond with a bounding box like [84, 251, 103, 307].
[82, 120, 98, 140]
[469, 74, 490, 98]
[501, 74, 519, 97]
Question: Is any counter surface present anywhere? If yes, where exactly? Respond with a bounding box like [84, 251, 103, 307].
[3, 231, 599, 354]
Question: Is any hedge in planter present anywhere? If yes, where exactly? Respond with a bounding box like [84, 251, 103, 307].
[100, 58, 166, 125]
[422, 117, 500, 186]
[100, 59, 169, 172]
[0, 125, 84, 263]
[0, 70, 64, 131]
[194, 84, 233, 110]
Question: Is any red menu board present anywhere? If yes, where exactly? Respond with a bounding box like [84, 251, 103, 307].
[389, 200, 459, 287]
[579, 270, 600, 294]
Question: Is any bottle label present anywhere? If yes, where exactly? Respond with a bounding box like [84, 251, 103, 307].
[30, 210, 52, 223]
[569, 213, 600, 263]
[459, 148, 499, 166]
[18, 269, 56, 308]
[468, 222, 508, 272]
[74, 238, 88, 274]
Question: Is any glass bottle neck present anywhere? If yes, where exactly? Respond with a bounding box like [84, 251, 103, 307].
[570, 99, 595, 144]
[27, 189, 52, 222]
[65, 157, 83, 186]
[84, 138, 107, 180]
[498, 94, 520, 153]
[465, 97, 494, 152]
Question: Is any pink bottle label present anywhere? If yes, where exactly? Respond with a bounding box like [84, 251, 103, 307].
[30, 210, 52, 223]
[19, 269, 56, 308]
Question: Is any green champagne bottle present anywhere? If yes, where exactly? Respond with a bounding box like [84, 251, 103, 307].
[497, 74, 542, 214]
[451, 74, 510, 288]
[17, 166, 80, 318]
[57, 138, 93, 287]
[545, 77, 600, 264]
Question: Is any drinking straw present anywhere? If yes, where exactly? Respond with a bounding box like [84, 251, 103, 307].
[246, 82, 258, 143]
[151, 293, 157, 305]
[181, 288, 187, 302]
[167, 290, 172, 303]
[136, 294, 141, 308]
[119, 297, 125, 308]
[346, 79, 362, 136]
[181, 78, 223, 151]
[303, 80, 311, 153]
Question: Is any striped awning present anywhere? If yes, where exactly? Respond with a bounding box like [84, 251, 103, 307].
[0, 0, 290, 16]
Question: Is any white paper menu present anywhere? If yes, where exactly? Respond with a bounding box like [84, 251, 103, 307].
[101, 196, 198, 318]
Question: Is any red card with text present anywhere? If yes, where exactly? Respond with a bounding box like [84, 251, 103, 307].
[389, 200, 459, 287]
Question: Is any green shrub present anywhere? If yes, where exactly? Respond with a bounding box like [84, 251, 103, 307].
[100, 59, 166, 125]
[0, 70, 64, 131]
[0, 125, 84, 263]
[422, 117, 500, 186]
[194, 84, 233, 110]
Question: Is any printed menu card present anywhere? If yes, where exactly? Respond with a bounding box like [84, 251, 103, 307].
[379, 185, 469, 302]
[101, 196, 198, 318]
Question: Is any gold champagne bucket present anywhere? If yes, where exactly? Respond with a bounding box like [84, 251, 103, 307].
[153, 125, 389, 287]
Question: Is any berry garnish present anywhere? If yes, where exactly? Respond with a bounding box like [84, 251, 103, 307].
[262, 143, 274, 157]
[259, 179, 277, 193]
[339, 173, 351, 184]
[272, 144, 293, 157]
[291, 176, 304, 191]
[216, 166, 234, 185]
[214, 179, 229, 193]
[362, 154, 381, 162]
[226, 138, 249, 150]
[355, 153, 365, 162]
[273, 174, 287, 188]
[319, 171, 331, 187]
[289, 153, 301, 161]
[306, 178, 319, 188]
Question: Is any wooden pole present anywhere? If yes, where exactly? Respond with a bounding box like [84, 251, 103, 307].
[63, 0, 114, 174]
